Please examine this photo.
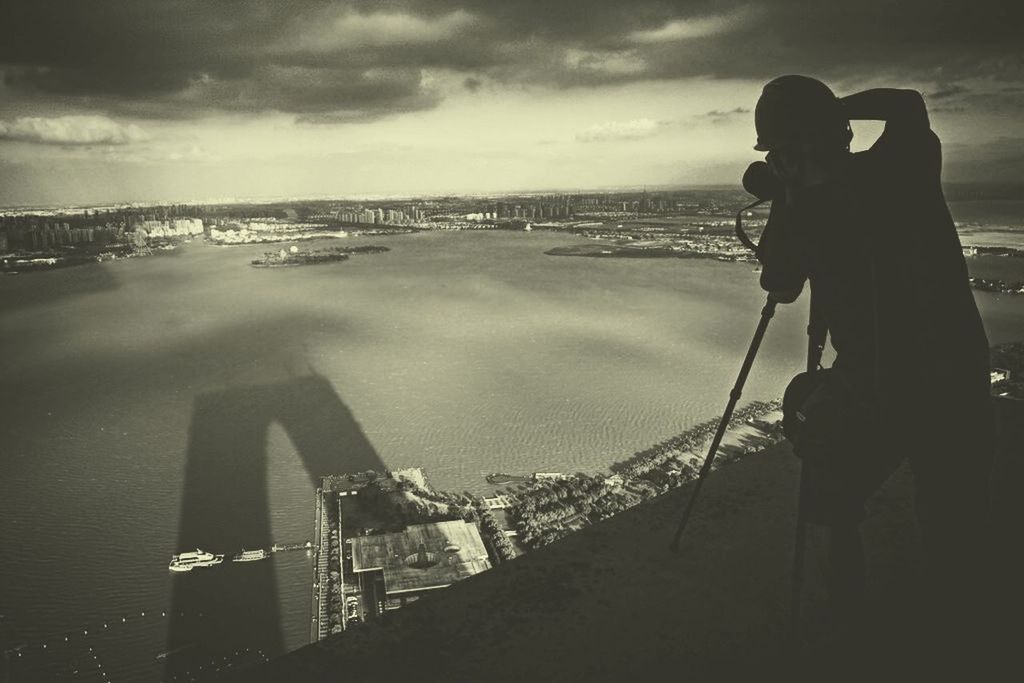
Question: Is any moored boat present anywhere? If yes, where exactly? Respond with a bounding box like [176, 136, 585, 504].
[232, 548, 270, 562]
[168, 549, 224, 572]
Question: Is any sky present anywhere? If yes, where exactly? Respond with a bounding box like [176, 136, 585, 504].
[1, 0, 1022, 206]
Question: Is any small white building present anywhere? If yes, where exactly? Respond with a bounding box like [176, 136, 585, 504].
[991, 368, 1011, 385]
[483, 495, 513, 510]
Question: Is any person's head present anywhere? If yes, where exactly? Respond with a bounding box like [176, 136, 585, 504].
[754, 75, 852, 188]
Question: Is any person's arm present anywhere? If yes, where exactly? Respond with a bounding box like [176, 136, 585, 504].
[839, 88, 929, 129]
[758, 200, 807, 304]
[842, 88, 939, 179]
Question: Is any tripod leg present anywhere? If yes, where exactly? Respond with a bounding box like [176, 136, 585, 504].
[669, 298, 776, 552]
[790, 468, 808, 644]
[794, 288, 826, 644]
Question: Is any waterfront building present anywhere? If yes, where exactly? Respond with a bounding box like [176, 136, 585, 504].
[350, 521, 491, 612]
[483, 495, 514, 510]
[603, 474, 625, 488]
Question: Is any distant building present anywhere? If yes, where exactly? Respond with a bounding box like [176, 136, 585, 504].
[136, 218, 203, 238]
[603, 474, 625, 488]
[350, 521, 491, 612]
[533, 472, 567, 481]
[483, 495, 513, 510]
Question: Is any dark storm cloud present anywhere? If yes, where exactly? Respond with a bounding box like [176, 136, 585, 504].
[1, 0, 1022, 121]
[944, 136, 1024, 182]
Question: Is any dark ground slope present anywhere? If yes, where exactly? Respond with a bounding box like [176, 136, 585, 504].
[236, 398, 1022, 682]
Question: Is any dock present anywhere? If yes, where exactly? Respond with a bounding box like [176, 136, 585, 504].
[270, 542, 312, 553]
[311, 487, 327, 643]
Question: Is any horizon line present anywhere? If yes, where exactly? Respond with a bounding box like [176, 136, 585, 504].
[3, 180, 1023, 213]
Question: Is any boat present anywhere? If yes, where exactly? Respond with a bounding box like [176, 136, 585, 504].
[485, 472, 524, 485]
[232, 548, 270, 562]
[168, 549, 224, 572]
[155, 643, 195, 660]
[271, 541, 314, 553]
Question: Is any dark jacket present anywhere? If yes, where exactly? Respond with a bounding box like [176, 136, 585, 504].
[758, 111, 990, 410]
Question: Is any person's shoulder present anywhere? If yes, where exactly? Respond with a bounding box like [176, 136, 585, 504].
[857, 126, 941, 178]
[868, 122, 940, 153]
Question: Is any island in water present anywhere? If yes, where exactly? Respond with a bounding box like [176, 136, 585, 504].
[251, 245, 389, 267]
[545, 237, 757, 263]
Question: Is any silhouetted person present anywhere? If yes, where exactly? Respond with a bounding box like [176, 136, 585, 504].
[747, 76, 993, 657]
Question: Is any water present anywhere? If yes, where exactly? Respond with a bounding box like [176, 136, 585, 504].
[2, 227, 1023, 680]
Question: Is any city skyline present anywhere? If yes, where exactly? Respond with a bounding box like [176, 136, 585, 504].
[2, 0, 1022, 206]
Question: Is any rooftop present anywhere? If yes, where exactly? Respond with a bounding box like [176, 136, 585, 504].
[351, 520, 491, 594]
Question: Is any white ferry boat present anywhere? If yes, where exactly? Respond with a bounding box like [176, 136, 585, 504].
[232, 549, 270, 562]
[168, 549, 224, 572]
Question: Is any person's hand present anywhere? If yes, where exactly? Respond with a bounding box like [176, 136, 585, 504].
[769, 288, 801, 304]
[743, 161, 783, 200]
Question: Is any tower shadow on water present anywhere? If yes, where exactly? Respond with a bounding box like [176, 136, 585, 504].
[164, 373, 383, 680]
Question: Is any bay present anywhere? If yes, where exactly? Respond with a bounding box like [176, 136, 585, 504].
[1, 229, 1021, 680]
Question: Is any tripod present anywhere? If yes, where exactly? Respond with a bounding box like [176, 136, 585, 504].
[668, 294, 776, 552]
[790, 291, 827, 640]
[668, 197, 770, 552]
[667, 198, 827, 640]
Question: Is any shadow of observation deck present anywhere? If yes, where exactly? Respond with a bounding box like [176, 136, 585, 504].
[165, 373, 384, 680]
[230, 397, 1021, 682]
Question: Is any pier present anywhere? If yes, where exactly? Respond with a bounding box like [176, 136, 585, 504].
[311, 487, 328, 643]
[270, 542, 313, 553]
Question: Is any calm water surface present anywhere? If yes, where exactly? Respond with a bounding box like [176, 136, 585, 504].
[1, 229, 1022, 680]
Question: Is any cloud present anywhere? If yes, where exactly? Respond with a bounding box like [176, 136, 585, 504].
[1, 0, 1022, 123]
[629, 8, 756, 44]
[281, 9, 479, 52]
[576, 118, 665, 142]
[704, 107, 751, 118]
[927, 84, 968, 100]
[564, 49, 647, 77]
[944, 136, 1024, 182]
[211, 65, 443, 119]
[166, 144, 216, 163]
[0, 115, 147, 145]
